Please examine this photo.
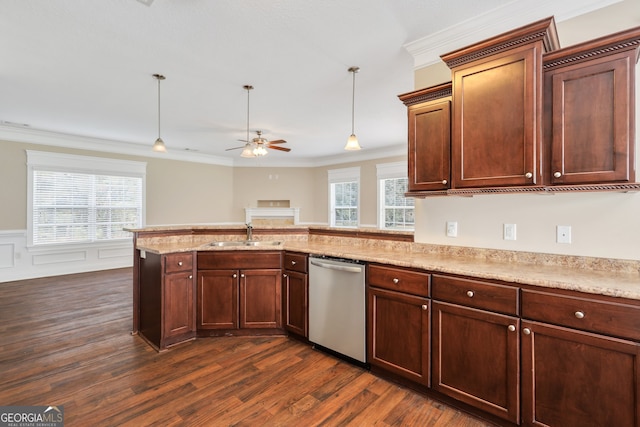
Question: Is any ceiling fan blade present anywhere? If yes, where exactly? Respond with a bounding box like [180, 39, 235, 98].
[268, 145, 291, 152]
[267, 139, 286, 144]
[225, 146, 245, 151]
[237, 139, 249, 143]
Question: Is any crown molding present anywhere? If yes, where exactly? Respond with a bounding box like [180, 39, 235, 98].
[404, 0, 622, 70]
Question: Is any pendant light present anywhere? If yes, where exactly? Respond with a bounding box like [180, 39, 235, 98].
[152, 74, 167, 152]
[345, 66, 362, 151]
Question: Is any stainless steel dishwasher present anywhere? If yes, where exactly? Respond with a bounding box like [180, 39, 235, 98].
[308, 255, 366, 364]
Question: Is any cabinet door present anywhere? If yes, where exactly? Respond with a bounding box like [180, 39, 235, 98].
[548, 51, 634, 184]
[522, 320, 640, 427]
[240, 269, 281, 329]
[163, 271, 195, 340]
[408, 100, 451, 191]
[197, 270, 238, 330]
[432, 301, 520, 423]
[452, 45, 540, 188]
[368, 287, 430, 386]
[283, 270, 308, 337]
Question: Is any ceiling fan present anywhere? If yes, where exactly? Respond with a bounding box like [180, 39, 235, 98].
[226, 85, 290, 157]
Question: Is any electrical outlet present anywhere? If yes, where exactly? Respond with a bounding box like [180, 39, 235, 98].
[446, 221, 458, 237]
[504, 224, 516, 241]
[557, 225, 572, 244]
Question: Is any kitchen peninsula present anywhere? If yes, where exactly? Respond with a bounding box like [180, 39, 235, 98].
[130, 225, 640, 427]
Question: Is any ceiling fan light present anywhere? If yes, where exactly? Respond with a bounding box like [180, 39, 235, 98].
[241, 143, 257, 158]
[152, 137, 167, 152]
[253, 144, 268, 156]
[344, 133, 361, 150]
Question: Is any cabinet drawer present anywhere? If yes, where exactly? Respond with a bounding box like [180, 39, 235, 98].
[368, 264, 430, 297]
[432, 275, 519, 316]
[198, 251, 281, 270]
[164, 252, 193, 274]
[522, 289, 640, 341]
[284, 252, 308, 273]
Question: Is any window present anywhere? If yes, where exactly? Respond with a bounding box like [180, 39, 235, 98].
[377, 162, 414, 230]
[328, 167, 360, 227]
[27, 151, 146, 246]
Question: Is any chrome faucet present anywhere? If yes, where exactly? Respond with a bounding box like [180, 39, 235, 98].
[246, 222, 253, 241]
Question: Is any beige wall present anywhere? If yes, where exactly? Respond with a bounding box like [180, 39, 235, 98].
[412, 0, 640, 260]
[0, 138, 406, 230]
[0, 140, 236, 228]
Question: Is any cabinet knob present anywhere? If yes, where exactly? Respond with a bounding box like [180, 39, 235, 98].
[283, 273, 288, 278]
[466, 290, 474, 298]
[188, 275, 193, 279]
[240, 273, 245, 278]
[442, 179, 448, 185]
[392, 278, 399, 284]
[421, 304, 428, 311]
[554, 171, 562, 178]
[291, 261, 296, 265]
[574, 311, 585, 319]
[232, 273, 237, 278]
[508, 325, 516, 332]
[178, 261, 183, 266]
[523, 328, 531, 335]
[525, 172, 533, 179]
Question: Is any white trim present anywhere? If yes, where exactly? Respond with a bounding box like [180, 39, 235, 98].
[404, 0, 622, 69]
[328, 166, 360, 183]
[245, 207, 300, 225]
[376, 161, 407, 180]
[328, 167, 361, 228]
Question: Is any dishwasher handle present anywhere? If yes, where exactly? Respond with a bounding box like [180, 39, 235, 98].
[309, 258, 364, 273]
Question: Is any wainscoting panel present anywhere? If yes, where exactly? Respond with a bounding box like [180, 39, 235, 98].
[0, 230, 133, 283]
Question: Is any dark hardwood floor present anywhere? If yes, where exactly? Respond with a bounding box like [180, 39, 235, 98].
[0, 268, 492, 426]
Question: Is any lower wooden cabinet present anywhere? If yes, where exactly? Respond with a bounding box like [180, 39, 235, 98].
[432, 301, 520, 424]
[283, 252, 309, 338]
[197, 268, 282, 331]
[197, 251, 282, 334]
[138, 251, 196, 351]
[521, 320, 640, 427]
[368, 286, 430, 386]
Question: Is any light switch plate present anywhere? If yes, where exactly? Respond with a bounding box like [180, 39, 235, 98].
[446, 221, 458, 237]
[504, 224, 516, 240]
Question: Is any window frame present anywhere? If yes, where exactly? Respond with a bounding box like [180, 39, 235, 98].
[377, 161, 414, 230]
[26, 150, 146, 248]
[328, 166, 360, 228]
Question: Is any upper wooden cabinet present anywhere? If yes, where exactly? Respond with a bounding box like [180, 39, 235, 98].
[543, 27, 640, 185]
[400, 17, 640, 195]
[441, 17, 559, 189]
[399, 83, 452, 193]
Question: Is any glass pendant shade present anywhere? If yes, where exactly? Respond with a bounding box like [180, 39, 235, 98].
[240, 143, 257, 158]
[152, 137, 167, 152]
[344, 133, 361, 150]
[253, 144, 268, 156]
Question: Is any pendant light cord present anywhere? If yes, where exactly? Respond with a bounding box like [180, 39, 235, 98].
[157, 77, 161, 139]
[351, 69, 356, 135]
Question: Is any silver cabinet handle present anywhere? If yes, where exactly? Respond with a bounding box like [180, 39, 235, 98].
[283, 273, 288, 278]
[442, 179, 448, 185]
[178, 261, 183, 266]
[291, 261, 296, 265]
[508, 325, 516, 332]
[232, 273, 237, 278]
[392, 278, 399, 284]
[188, 275, 192, 279]
[575, 311, 585, 319]
[421, 304, 428, 311]
[466, 290, 474, 298]
[523, 328, 531, 335]
[554, 171, 562, 178]
[240, 273, 245, 278]
[525, 172, 533, 179]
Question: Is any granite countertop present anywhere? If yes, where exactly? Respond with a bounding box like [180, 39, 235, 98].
[135, 236, 640, 301]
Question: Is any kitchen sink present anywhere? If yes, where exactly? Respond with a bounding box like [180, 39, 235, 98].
[207, 240, 281, 247]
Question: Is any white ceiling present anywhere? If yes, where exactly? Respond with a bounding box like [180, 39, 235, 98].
[0, 0, 623, 167]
